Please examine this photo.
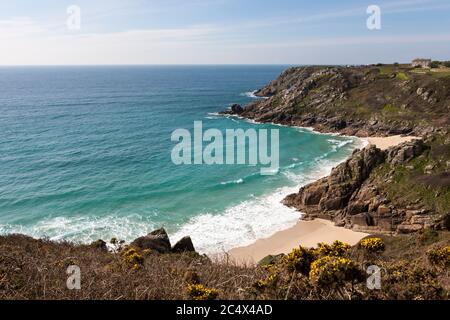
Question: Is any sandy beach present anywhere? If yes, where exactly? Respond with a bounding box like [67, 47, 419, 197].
[227, 135, 421, 265]
[366, 135, 421, 150]
[228, 219, 369, 264]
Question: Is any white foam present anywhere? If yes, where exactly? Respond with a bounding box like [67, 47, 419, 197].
[240, 90, 268, 99]
[170, 186, 301, 254]
[171, 158, 339, 254]
[220, 178, 244, 185]
[0, 215, 156, 244]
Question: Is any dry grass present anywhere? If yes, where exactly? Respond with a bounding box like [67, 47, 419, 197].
[0, 233, 448, 300]
[0, 234, 263, 300]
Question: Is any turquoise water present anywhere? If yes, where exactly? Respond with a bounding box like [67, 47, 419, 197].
[0, 66, 362, 253]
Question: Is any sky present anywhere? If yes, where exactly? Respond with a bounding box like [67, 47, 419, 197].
[1, 0, 449, 65]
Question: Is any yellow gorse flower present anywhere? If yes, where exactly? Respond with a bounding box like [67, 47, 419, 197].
[186, 283, 219, 300]
[427, 246, 450, 269]
[309, 256, 360, 287]
[359, 238, 385, 253]
[284, 246, 317, 274]
[121, 247, 145, 266]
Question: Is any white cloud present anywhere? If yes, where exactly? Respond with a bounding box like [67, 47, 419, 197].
[0, 0, 449, 65]
[0, 17, 45, 38]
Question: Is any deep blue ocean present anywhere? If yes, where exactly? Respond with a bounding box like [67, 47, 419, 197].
[0, 66, 363, 253]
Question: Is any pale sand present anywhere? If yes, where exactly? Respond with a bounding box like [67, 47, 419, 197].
[227, 219, 369, 265]
[367, 135, 421, 150]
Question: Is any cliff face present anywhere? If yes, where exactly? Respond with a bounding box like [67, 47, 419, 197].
[283, 139, 448, 234]
[227, 65, 450, 137]
[225, 65, 450, 234]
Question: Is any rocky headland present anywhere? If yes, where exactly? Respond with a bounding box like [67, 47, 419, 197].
[224, 64, 450, 235]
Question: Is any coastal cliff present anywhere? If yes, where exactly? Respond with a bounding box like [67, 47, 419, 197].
[225, 65, 450, 234]
[226, 65, 450, 137]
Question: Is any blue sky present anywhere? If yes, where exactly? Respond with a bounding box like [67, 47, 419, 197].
[1, 0, 449, 65]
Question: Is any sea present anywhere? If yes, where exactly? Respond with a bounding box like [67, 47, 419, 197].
[0, 65, 364, 253]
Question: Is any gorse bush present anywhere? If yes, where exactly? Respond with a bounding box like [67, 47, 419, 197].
[309, 256, 361, 288]
[121, 247, 145, 269]
[284, 246, 316, 275]
[427, 246, 450, 270]
[186, 284, 219, 300]
[316, 240, 351, 257]
[359, 238, 385, 253]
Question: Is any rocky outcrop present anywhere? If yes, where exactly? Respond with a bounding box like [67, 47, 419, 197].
[90, 239, 108, 251]
[283, 139, 438, 234]
[131, 228, 172, 253]
[221, 104, 243, 115]
[172, 236, 196, 253]
[283, 145, 385, 210]
[131, 228, 197, 254]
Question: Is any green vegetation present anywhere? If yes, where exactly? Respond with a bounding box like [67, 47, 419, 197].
[370, 132, 450, 217]
[382, 103, 398, 114]
[355, 105, 371, 117]
[431, 61, 441, 69]
[360, 238, 386, 254]
[378, 65, 395, 75]
[396, 72, 409, 81]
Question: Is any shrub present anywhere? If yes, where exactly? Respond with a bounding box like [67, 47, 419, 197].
[378, 262, 444, 300]
[284, 246, 317, 274]
[382, 104, 398, 113]
[121, 248, 144, 266]
[309, 256, 361, 287]
[430, 61, 440, 69]
[359, 238, 385, 253]
[396, 72, 409, 81]
[186, 284, 218, 300]
[418, 228, 439, 244]
[427, 247, 450, 269]
[316, 241, 350, 257]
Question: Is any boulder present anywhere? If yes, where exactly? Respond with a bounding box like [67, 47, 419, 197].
[172, 236, 196, 253]
[386, 139, 425, 165]
[258, 254, 285, 266]
[131, 228, 171, 253]
[230, 104, 243, 114]
[347, 201, 369, 215]
[376, 217, 394, 231]
[351, 213, 372, 227]
[397, 224, 423, 234]
[90, 239, 107, 251]
[302, 183, 327, 205]
[377, 205, 391, 216]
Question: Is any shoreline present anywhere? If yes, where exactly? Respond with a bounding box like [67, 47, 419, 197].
[227, 219, 369, 264]
[226, 134, 422, 265]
